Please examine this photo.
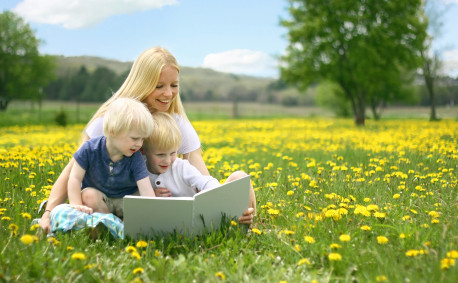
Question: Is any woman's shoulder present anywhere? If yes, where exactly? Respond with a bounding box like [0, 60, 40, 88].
[85, 116, 104, 138]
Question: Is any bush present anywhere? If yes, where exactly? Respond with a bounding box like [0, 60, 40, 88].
[54, 108, 67, 127]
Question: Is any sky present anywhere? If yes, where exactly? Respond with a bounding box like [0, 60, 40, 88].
[1, 0, 458, 78]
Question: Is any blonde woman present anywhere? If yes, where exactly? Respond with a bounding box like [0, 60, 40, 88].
[40, 47, 255, 233]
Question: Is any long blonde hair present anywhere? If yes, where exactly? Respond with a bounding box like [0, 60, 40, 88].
[86, 47, 187, 130]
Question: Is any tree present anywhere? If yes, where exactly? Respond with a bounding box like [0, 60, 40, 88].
[0, 11, 56, 111]
[280, 0, 427, 125]
[420, 0, 445, 121]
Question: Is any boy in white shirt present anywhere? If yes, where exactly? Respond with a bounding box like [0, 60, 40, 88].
[143, 112, 221, 196]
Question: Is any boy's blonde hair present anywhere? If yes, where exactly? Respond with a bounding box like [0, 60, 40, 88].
[143, 112, 181, 151]
[103, 98, 154, 137]
[86, 47, 187, 134]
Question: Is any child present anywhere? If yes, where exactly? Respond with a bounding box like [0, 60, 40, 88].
[68, 98, 156, 219]
[143, 112, 221, 196]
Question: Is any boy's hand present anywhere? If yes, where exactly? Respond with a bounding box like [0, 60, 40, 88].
[238, 207, 254, 225]
[71, 204, 93, 214]
[154, 187, 172, 197]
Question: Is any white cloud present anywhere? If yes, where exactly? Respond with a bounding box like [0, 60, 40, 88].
[442, 49, 458, 77]
[12, 0, 177, 29]
[202, 49, 278, 77]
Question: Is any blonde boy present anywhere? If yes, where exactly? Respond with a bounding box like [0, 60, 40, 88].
[143, 112, 221, 196]
[68, 98, 156, 218]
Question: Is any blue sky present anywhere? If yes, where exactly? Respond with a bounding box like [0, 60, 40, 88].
[1, 0, 458, 78]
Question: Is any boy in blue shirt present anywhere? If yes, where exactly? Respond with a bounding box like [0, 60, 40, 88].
[68, 98, 156, 218]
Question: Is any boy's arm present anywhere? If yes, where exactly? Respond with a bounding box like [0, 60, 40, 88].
[68, 162, 93, 214]
[137, 177, 156, 197]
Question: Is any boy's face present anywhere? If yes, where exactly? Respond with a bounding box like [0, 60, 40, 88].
[110, 129, 145, 158]
[145, 147, 178, 174]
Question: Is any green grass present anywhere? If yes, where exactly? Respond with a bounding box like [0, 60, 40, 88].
[0, 117, 457, 282]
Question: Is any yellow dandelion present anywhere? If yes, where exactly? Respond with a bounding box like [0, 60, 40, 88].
[405, 250, 420, 257]
[328, 253, 342, 261]
[377, 236, 389, 245]
[133, 267, 144, 274]
[71, 253, 86, 260]
[131, 251, 141, 260]
[287, 190, 294, 196]
[360, 225, 371, 231]
[339, 234, 351, 242]
[252, 228, 262, 235]
[215, 271, 226, 280]
[330, 243, 342, 249]
[441, 258, 455, 269]
[393, 194, 400, 199]
[20, 234, 37, 245]
[373, 212, 386, 219]
[363, 198, 371, 203]
[67, 246, 74, 251]
[21, 212, 32, 219]
[376, 275, 387, 282]
[294, 244, 301, 252]
[447, 250, 458, 259]
[2, 216, 11, 221]
[125, 246, 137, 253]
[400, 233, 407, 239]
[304, 236, 315, 244]
[230, 220, 238, 226]
[297, 258, 311, 266]
[154, 250, 161, 257]
[136, 240, 148, 248]
[30, 224, 40, 231]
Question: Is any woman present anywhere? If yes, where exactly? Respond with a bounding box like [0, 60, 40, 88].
[40, 47, 255, 234]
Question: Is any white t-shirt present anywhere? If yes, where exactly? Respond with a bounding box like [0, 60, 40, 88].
[85, 114, 201, 155]
[148, 158, 221, 197]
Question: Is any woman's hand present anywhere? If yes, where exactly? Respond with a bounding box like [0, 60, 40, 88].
[71, 204, 93, 214]
[154, 187, 172, 197]
[238, 207, 254, 226]
[40, 211, 52, 234]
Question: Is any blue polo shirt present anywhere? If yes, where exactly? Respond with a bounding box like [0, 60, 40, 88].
[73, 136, 149, 198]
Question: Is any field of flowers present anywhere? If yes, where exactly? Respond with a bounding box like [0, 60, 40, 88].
[0, 118, 457, 282]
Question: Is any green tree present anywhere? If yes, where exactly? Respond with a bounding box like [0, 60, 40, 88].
[0, 11, 56, 111]
[280, 0, 427, 125]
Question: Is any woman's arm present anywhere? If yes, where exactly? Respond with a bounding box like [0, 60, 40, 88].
[182, 148, 210, 176]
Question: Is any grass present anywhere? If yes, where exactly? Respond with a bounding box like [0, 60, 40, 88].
[0, 117, 457, 282]
[1, 100, 457, 127]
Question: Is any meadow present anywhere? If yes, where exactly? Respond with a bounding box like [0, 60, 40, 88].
[0, 118, 457, 282]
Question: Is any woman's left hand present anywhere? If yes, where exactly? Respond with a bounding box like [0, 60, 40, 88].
[238, 207, 254, 225]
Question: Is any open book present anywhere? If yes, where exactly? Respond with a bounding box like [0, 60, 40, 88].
[123, 175, 251, 239]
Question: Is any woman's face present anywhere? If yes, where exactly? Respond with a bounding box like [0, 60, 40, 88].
[144, 65, 179, 112]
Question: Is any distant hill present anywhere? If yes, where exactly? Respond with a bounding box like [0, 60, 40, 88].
[53, 55, 290, 103]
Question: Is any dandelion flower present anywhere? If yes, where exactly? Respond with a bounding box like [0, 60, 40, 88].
[328, 253, 342, 261]
[131, 251, 141, 260]
[230, 220, 238, 226]
[304, 236, 315, 244]
[20, 234, 36, 245]
[287, 190, 294, 196]
[251, 228, 262, 235]
[71, 253, 86, 260]
[339, 234, 351, 242]
[447, 250, 458, 259]
[376, 275, 387, 282]
[297, 258, 311, 266]
[400, 233, 407, 239]
[377, 236, 389, 245]
[441, 258, 455, 269]
[330, 243, 342, 249]
[393, 194, 400, 199]
[30, 224, 40, 231]
[136, 240, 148, 248]
[154, 250, 161, 257]
[1, 216, 11, 221]
[125, 246, 137, 253]
[360, 225, 371, 231]
[405, 250, 420, 257]
[215, 271, 226, 280]
[133, 267, 144, 274]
